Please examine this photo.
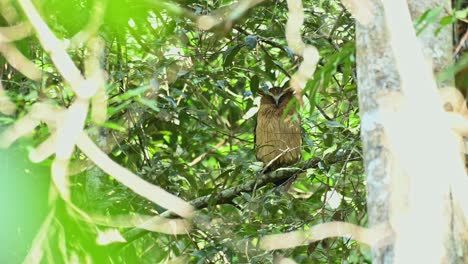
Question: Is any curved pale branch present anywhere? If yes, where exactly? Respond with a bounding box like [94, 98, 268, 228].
[260, 221, 392, 250]
[77, 133, 195, 218]
[0, 43, 41, 80]
[0, 81, 16, 115]
[92, 214, 191, 235]
[122, 151, 360, 243]
[197, 0, 265, 30]
[285, 0, 319, 104]
[341, 0, 374, 25]
[17, 0, 84, 87]
[0, 22, 32, 42]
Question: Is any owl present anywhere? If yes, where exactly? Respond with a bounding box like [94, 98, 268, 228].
[255, 87, 302, 171]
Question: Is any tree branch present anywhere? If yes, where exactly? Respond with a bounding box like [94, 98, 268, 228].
[121, 150, 360, 243]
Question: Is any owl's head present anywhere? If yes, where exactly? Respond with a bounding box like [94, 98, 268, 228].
[259, 87, 294, 107]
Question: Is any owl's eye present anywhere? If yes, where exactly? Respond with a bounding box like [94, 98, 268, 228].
[278, 91, 293, 105]
[267, 95, 277, 104]
[278, 95, 286, 105]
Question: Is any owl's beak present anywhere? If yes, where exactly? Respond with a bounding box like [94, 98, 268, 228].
[272, 95, 281, 106]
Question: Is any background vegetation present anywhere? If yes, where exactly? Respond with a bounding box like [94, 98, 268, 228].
[0, 0, 466, 263]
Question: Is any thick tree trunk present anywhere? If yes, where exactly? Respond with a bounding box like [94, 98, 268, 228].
[356, 0, 467, 263]
[356, 2, 397, 262]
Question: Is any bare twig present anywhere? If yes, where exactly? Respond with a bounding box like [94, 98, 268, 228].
[189, 139, 227, 167]
[454, 28, 468, 57]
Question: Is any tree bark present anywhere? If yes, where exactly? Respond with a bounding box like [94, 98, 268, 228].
[356, 0, 465, 263]
[356, 2, 398, 262]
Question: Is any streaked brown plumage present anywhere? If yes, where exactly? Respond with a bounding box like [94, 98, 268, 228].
[255, 87, 302, 170]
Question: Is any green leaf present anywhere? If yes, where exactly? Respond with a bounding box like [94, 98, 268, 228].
[323, 133, 333, 147]
[455, 8, 468, 19]
[0, 116, 15, 124]
[250, 75, 259, 94]
[305, 77, 319, 114]
[240, 192, 252, 202]
[97, 122, 127, 132]
[304, 136, 314, 149]
[108, 100, 132, 116]
[109, 85, 150, 103]
[438, 53, 468, 83]
[136, 97, 160, 112]
[323, 144, 337, 158]
[283, 46, 295, 60]
[414, 6, 443, 35]
[223, 45, 241, 67]
[326, 120, 342, 127]
[439, 15, 456, 26]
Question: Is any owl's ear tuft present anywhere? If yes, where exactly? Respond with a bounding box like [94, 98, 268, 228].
[283, 86, 294, 94]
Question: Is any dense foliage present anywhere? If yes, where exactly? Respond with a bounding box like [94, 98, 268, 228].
[1, 0, 465, 263]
